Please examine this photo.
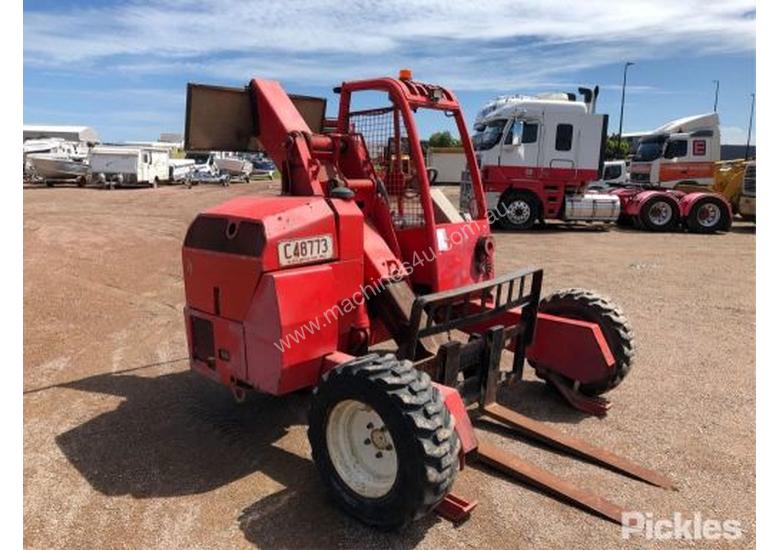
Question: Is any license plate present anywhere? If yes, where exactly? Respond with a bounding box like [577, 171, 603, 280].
[278, 235, 334, 266]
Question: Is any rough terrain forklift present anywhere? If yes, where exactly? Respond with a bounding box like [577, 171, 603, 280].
[181, 71, 673, 529]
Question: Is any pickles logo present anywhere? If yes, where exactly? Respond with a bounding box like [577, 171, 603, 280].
[621, 512, 743, 541]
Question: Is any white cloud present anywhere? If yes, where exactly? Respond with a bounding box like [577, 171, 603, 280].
[721, 125, 755, 144]
[23, 0, 755, 90]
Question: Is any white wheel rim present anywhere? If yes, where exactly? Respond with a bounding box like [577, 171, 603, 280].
[326, 399, 398, 498]
[648, 201, 673, 226]
[697, 203, 721, 228]
[506, 199, 531, 225]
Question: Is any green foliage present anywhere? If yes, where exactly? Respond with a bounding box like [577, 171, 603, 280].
[605, 133, 630, 160]
[428, 131, 461, 148]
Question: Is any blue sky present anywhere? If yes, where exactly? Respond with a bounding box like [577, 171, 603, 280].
[23, 1, 755, 145]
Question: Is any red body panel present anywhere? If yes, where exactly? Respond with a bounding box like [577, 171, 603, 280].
[526, 313, 615, 384]
[243, 265, 339, 394]
[482, 165, 599, 220]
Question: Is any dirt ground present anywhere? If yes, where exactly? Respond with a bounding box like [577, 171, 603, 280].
[23, 181, 756, 549]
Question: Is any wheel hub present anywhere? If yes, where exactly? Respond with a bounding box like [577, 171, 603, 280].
[648, 202, 673, 226]
[326, 399, 398, 498]
[370, 427, 393, 451]
[697, 203, 721, 227]
[506, 200, 531, 225]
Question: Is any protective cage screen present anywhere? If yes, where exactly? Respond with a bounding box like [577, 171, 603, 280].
[349, 106, 424, 228]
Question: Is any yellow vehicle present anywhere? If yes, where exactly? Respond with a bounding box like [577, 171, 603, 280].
[712, 159, 756, 222]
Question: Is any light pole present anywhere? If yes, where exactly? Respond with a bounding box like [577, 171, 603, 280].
[713, 80, 720, 112]
[617, 62, 635, 155]
[745, 93, 755, 160]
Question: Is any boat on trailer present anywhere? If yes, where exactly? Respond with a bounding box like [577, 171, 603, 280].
[26, 153, 89, 186]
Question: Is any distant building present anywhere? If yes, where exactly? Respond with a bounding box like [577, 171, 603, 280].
[159, 132, 183, 144]
[720, 144, 756, 161]
[23, 125, 100, 143]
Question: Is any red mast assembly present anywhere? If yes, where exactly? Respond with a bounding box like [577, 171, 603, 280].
[181, 72, 674, 529]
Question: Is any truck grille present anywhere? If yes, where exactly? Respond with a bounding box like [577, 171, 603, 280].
[743, 165, 756, 196]
[191, 316, 215, 367]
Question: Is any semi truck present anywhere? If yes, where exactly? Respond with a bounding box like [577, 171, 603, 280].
[610, 113, 732, 232]
[630, 113, 720, 189]
[463, 93, 732, 233]
[460, 87, 620, 230]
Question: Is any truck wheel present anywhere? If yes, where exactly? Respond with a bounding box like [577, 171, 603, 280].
[686, 198, 729, 233]
[498, 190, 539, 230]
[533, 289, 635, 396]
[639, 195, 679, 231]
[741, 214, 755, 223]
[308, 353, 459, 529]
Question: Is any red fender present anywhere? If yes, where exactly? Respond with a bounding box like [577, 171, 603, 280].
[678, 191, 733, 223]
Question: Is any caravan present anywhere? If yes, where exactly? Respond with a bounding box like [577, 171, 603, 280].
[89, 145, 171, 189]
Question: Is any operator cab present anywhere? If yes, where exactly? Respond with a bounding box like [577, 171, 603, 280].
[335, 71, 494, 292]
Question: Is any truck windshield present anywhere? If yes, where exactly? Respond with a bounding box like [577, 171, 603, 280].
[472, 119, 506, 151]
[634, 137, 666, 161]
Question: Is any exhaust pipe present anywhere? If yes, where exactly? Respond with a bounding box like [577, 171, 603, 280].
[578, 86, 600, 114]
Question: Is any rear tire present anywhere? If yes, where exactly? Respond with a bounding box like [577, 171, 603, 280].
[639, 195, 679, 231]
[308, 354, 459, 529]
[534, 289, 635, 396]
[498, 190, 539, 230]
[686, 198, 729, 233]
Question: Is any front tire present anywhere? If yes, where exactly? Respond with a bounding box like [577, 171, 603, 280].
[308, 354, 459, 529]
[498, 190, 539, 230]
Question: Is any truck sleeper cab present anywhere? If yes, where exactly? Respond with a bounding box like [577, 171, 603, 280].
[630, 113, 720, 190]
[461, 88, 619, 230]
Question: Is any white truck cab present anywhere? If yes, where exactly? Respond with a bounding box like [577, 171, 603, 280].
[588, 160, 629, 191]
[463, 87, 619, 229]
[630, 113, 720, 189]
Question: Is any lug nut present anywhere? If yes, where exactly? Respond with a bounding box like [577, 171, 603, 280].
[375, 452, 383, 459]
[367, 423, 374, 429]
[364, 438, 371, 445]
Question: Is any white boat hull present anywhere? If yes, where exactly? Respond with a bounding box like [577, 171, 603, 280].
[215, 157, 252, 176]
[28, 154, 89, 180]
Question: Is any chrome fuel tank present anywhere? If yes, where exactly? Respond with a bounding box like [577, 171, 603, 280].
[563, 193, 620, 221]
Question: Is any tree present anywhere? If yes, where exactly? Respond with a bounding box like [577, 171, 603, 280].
[428, 131, 461, 148]
[605, 133, 630, 160]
